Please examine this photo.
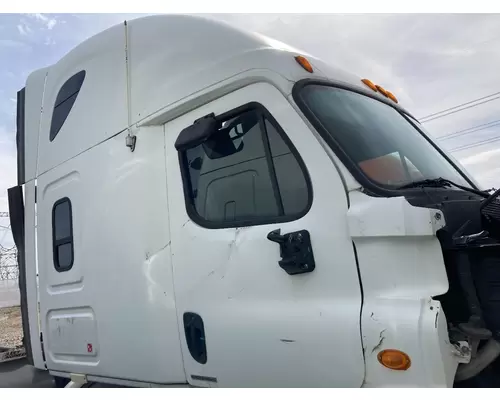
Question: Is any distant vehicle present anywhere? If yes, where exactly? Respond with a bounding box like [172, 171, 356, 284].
[8, 14, 500, 388]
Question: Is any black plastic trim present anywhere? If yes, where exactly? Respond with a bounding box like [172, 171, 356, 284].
[178, 102, 313, 229]
[16, 88, 26, 185]
[51, 197, 74, 272]
[258, 112, 284, 215]
[7, 185, 33, 365]
[191, 375, 218, 383]
[352, 241, 365, 364]
[291, 79, 479, 198]
[49, 70, 86, 142]
[183, 312, 207, 365]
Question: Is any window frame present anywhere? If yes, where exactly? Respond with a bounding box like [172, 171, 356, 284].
[177, 102, 313, 229]
[52, 197, 74, 272]
[291, 78, 479, 198]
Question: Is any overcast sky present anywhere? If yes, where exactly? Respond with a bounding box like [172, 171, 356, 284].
[1, 13, 500, 246]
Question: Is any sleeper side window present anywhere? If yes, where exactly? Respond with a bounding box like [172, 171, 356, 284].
[49, 70, 86, 142]
[52, 198, 74, 272]
[179, 103, 312, 228]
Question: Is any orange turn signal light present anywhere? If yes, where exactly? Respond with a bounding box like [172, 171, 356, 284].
[377, 349, 411, 371]
[386, 91, 398, 103]
[362, 79, 399, 104]
[361, 78, 378, 92]
[375, 85, 389, 98]
[295, 55, 313, 73]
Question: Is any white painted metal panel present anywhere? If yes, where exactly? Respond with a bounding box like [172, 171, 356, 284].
[347, 191, 458, 387]
[127, 15, 333, 126]
[37, 127, 185, 383]
[37, 23, 128, 176]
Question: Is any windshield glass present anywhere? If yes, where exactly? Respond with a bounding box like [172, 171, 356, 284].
[299, 84, 471, 189]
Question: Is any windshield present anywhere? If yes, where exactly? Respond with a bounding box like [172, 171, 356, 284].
[298, 84, 471, 189]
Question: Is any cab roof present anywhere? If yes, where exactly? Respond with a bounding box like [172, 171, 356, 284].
[24, 14, 405, 180]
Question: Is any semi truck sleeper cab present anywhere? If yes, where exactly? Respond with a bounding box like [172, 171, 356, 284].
[8, 14, 500, 388]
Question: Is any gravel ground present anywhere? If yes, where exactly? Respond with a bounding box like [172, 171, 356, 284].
[0, 306, 23, 348]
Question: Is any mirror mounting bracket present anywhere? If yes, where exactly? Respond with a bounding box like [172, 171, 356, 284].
[125, 133, 137, 152]
[194, 112, 216, 124]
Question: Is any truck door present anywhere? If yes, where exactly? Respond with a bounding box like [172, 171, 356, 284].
[164, 82, 364, 387]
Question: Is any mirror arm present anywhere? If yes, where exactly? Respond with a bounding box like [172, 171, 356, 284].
[194, 112, 216, 125]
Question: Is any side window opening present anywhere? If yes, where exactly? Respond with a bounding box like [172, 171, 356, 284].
[52, 198, 74, 272]
[179, 104, 311, 228]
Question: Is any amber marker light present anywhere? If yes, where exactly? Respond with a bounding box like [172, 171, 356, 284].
[295, 56, 314, 73]
[377, 349, 411, 371]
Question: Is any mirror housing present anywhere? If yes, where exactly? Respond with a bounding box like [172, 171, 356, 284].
[175, 113, 218, 151]
[176, 112, 247, 159]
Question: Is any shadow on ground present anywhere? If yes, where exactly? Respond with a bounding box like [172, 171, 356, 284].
[0, 358, 54, 388]
[0, 358, 121, 388]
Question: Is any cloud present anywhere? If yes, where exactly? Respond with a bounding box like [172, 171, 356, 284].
[461, 147, 500, 166]
[44, 37, 56, 46]
[0, 128, 16, 247]
[15, 17, 35, 37]
[47, 19, 57, 30]
[17, 24, 28, 36]
[0, 39, 31, 51]
[454, 145, 500, 188]
[27, 13, 57, 31]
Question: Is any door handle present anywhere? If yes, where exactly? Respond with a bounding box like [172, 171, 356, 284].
[267, 229, 316, 275]
[267, 229, 286, 244]
[183, 312, 207, 365]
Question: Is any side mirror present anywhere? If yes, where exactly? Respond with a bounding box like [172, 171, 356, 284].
[174, 114, 218, 152]
[176, 111, 256, 158]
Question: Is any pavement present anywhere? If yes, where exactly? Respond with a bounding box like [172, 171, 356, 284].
[0, 358, 54, 388]
[0, 286, 122, 388]
[0, 358, 121, 388]
[0, 280, 20, 309]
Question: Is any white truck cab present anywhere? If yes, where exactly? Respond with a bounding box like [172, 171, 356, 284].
[7, 14, 500, 388]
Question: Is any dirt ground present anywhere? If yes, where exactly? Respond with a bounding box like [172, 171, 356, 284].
[0, 306, 23, 348]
